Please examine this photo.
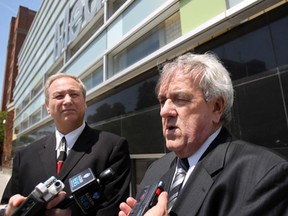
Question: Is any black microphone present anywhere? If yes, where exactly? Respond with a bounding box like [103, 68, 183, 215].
[57, 167, 115, 214]
[129, 181, 165, 216]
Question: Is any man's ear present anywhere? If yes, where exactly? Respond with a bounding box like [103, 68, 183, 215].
[212, 97, 225, 123]
[45, 102, 50, 114]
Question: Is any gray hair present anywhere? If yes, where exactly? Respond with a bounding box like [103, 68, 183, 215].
[44, 73, 87, 102]
[156, 52, 234, 124]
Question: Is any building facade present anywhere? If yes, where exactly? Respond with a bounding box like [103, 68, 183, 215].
[1, 6, 36, 168]
[10, 0, 288, 194]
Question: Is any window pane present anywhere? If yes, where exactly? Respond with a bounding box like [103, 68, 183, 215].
[195, 4, 288, 158]
[112, 12, 181, 76]
[86, 70, 165, 154]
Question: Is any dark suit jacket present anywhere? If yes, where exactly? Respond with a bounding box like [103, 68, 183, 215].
[2, 124, 131, 216]
[138, 127, 288, 216]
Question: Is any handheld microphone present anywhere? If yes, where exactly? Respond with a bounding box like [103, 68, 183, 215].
[12, 176, 65, 216]
[129, 181, 165, 216]
[57, 167, 115, 214]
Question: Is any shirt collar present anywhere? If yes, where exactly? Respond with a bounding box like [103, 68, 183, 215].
[55, 122, 85, 151]
[186, 126, 222, 168]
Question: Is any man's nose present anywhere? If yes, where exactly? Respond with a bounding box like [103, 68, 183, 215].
[63, 94, 72, 103]
[160, 99, 176, 117]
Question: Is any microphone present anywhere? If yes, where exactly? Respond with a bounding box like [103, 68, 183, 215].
[57, 167, 115, 214]
[129, 181, 165, 216]
[12, 176, 65, 216]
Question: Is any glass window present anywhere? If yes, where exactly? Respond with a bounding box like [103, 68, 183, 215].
[112, 12, 181, 76]
[86, 69, 166, 154]
[107, 0, 127, 19]
[202, 26, 277, 81]
[21, 119, 29, 131]
[86, 72, 159, 121]
[269, 7, 288, 67]
[70, 17, 104, 57]
[15, 106, 21, 117]
[195, 3, 288, 157]
[65, 31, 106, 76]
[14, 125, 20, 135]
[22, 95, 30, 109]
[31, 81, 42, 99]
[83, 66, 103, 91]
[230, 75, 288, 148]
[91, 106, 165, 154]
[226, 0, 245, 8]
[113, 28, 161, 74]
[122, 0, 168, 34]
[30, 110, 41, 125]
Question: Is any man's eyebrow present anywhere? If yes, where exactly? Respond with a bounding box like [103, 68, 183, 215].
[51, 91, 63, 95]
[157, 94, 166, 100]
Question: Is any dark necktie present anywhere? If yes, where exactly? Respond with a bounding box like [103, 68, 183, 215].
[168, 158, 189, 212]
[57, 136, 67, 174]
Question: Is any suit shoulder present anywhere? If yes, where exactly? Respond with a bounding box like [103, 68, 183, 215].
[96, 129, 127, 142]
[85, 126, 128, 147]
[229, 140, 288, 164]
[145, 152, 175, 178]
[150, 152, 176, 169]
[16, 134, 52, 154]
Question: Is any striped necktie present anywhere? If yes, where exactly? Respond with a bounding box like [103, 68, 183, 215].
[168, 158, 189, 212]
[57, 136, 67, 174]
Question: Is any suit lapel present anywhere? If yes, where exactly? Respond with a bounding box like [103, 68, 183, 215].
[58, 125, 99, 179]
[39, 134, 58, 176]
[160, 157, 177, 192]
[170, 127, 233, 215]
[171, 163, 214, 215]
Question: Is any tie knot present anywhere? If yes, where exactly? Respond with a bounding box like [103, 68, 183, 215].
[179, 158, 189, 172]
[59, 137, 67, 150]
[58, 137, 67, 161]
[61, 136, 66, 144]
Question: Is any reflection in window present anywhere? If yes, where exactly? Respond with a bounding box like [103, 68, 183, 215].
[31, 81, 42, 99]
[212, 25, 277, 81]
[85, 69, 165, 154]
[83, 66, 103, 91]
[107, 0, 127, 19]
[15, 106, 21, 116]
[112, 12, 181, 75]
[196, 4, 288, 157]
[30, 110, 41, 125]
[86, 73, 159, 123]
[22, 96, 30, 109]
[195, 8, 286, 81]
[227, 0, 245, 8]
[14, 125, 19, 135]
[21, 119, 29, 131]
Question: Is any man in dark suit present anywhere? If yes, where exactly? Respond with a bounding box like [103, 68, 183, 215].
[1, 73, 131, 216]
[119, 52, 288, 216]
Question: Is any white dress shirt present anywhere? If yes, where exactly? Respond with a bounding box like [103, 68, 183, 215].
[55, 122, 85, 158]
[177, 127, 222, 187]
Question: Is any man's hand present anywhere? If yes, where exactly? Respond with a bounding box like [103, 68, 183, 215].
[118, 197, 137, 216]
[3, 191, 71, 216]
[144, 192, 168, 216]
[45, 191, 71, 216]
[3, 194, 26, 216]
[118, 192, 168, 216]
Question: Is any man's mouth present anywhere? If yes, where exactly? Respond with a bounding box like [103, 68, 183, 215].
[167, 125, 177, 131]
[62, 109, 75, 113]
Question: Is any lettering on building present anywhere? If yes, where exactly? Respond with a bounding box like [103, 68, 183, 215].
[53, 0, 102, 62]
